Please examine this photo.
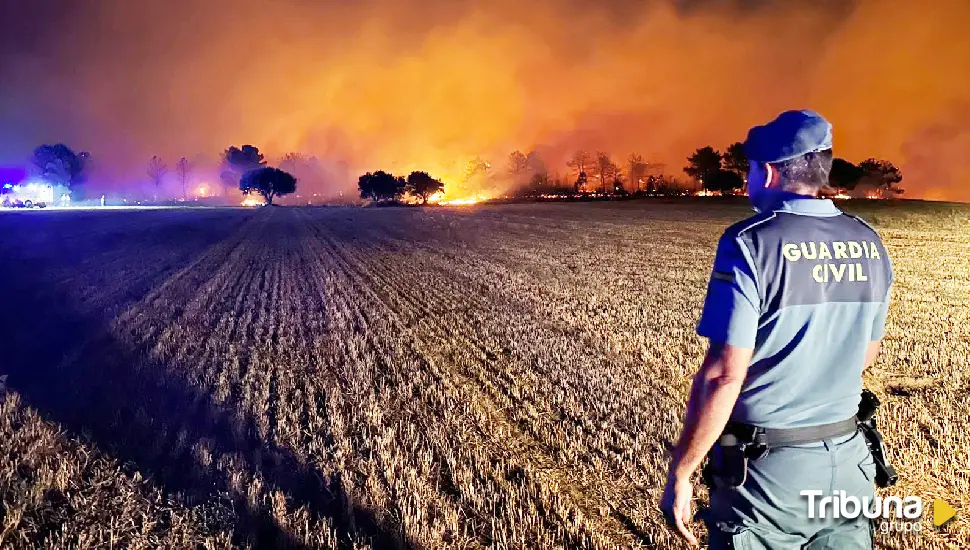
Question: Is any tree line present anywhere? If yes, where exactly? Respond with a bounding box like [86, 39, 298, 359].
[19, 141, 905, 205]
[682, 143, 904, 197]
[357, 171, 445, 204]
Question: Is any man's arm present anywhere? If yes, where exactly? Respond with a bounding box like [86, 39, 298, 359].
[863, 340, 881, 372]
[670, 342, 754, 481]
[662, 231, 759, 546]
[660, 342, 752, 547]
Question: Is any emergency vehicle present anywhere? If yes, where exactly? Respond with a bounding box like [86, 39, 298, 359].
[1, 182, 54, 208]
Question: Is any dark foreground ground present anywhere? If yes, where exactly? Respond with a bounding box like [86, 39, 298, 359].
[0, 199, 966, 549]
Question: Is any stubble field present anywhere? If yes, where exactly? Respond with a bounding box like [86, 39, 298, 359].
[0, 200, 966, 549]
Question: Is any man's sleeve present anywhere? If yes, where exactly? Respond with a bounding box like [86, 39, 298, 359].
[870, 293, 891, 341]
[870, 249, 894, 341]
[696, 233, 761, 348]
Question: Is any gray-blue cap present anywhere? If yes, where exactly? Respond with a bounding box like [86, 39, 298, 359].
[743, 109, 833, 164]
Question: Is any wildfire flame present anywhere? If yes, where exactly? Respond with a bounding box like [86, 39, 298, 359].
[427, 191, 489, 206]
[241, 192, 266, 207]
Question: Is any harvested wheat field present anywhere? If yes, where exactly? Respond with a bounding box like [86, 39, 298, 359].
[0, 200, 966, 549]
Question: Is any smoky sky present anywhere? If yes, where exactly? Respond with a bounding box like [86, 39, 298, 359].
[1, 0, 968, 201]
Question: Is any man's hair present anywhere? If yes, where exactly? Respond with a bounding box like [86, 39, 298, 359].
[770, 149, 834, 192]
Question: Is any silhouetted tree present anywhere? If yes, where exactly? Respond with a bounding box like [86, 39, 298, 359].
[359, 171, 406, 203]
[31, 144, 88, 190]
[225, 145, 265, 171]
[239, 167, 296, 205]
[595, 152, 620, 193]
[627, 154, 648, 193]
[406, 171, 444, 204]
[829, 157, 864, 191]
[705, 169, 745, 193]
[175, 157, 190, 201]
[574, 171, 588, 193]
[722, 142, 748, 177]
[859, 158, 904, 196]
[508, 151, 528, 175]
[222, 145, 266, 194]
[566, 150, 591, 180]
[147, 156, 167, 200]
[684, 146, 722, 185]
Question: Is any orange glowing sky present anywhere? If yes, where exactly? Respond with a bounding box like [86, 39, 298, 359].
[1, 0, 968, 201]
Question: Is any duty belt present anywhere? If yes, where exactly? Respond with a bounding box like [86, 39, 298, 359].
[722, 416, 859, 449]
[706, 417, 862, 488]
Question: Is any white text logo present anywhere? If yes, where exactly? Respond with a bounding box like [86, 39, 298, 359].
[800, 490, 923, 520]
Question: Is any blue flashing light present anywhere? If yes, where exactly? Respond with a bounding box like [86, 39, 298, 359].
[2, 183, 12, 189]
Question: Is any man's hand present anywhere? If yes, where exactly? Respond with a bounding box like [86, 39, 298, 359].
[661, 342, 751, 546]
[660, 473, 699, 547]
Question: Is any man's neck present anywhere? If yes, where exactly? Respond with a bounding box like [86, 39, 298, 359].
[773, 189, 818, 201]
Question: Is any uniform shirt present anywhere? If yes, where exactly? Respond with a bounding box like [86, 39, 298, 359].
[697, 193, 893, 429]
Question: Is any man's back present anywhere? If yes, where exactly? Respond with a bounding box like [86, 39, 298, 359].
[698, 197, 893, 428]
[665, 110, 891, 549]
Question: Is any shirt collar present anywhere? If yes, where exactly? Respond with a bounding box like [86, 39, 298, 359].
[766, 191, 841, 216]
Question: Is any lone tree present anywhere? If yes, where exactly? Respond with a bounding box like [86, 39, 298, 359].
[406, 171, 444, 204]
[175, 157, 190, 200]
[359, 171, 406, 203]
[239, 167, 296, 205]
[859, 158, 904, 197]
[829, 158, 864, 192]
[32, 144, 89, 191]
[147, 156, 167, 199]
[222, 145, 266, 193]
[722, 142, 749, 178]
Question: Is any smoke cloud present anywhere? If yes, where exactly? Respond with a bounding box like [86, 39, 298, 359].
[0, 0, 967, 201]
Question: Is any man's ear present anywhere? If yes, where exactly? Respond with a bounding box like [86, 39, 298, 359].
[765, 163, 779, 189]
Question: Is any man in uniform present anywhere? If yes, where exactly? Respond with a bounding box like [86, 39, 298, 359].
[660, 110, 893, 548]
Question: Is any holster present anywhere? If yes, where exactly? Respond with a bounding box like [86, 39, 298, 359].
[701, 424, 770, 489]
[857, 389, 898, 488]
[703, 390, 896, 490]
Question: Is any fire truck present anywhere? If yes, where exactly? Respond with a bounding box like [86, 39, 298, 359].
[1, 182, 54, 208]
